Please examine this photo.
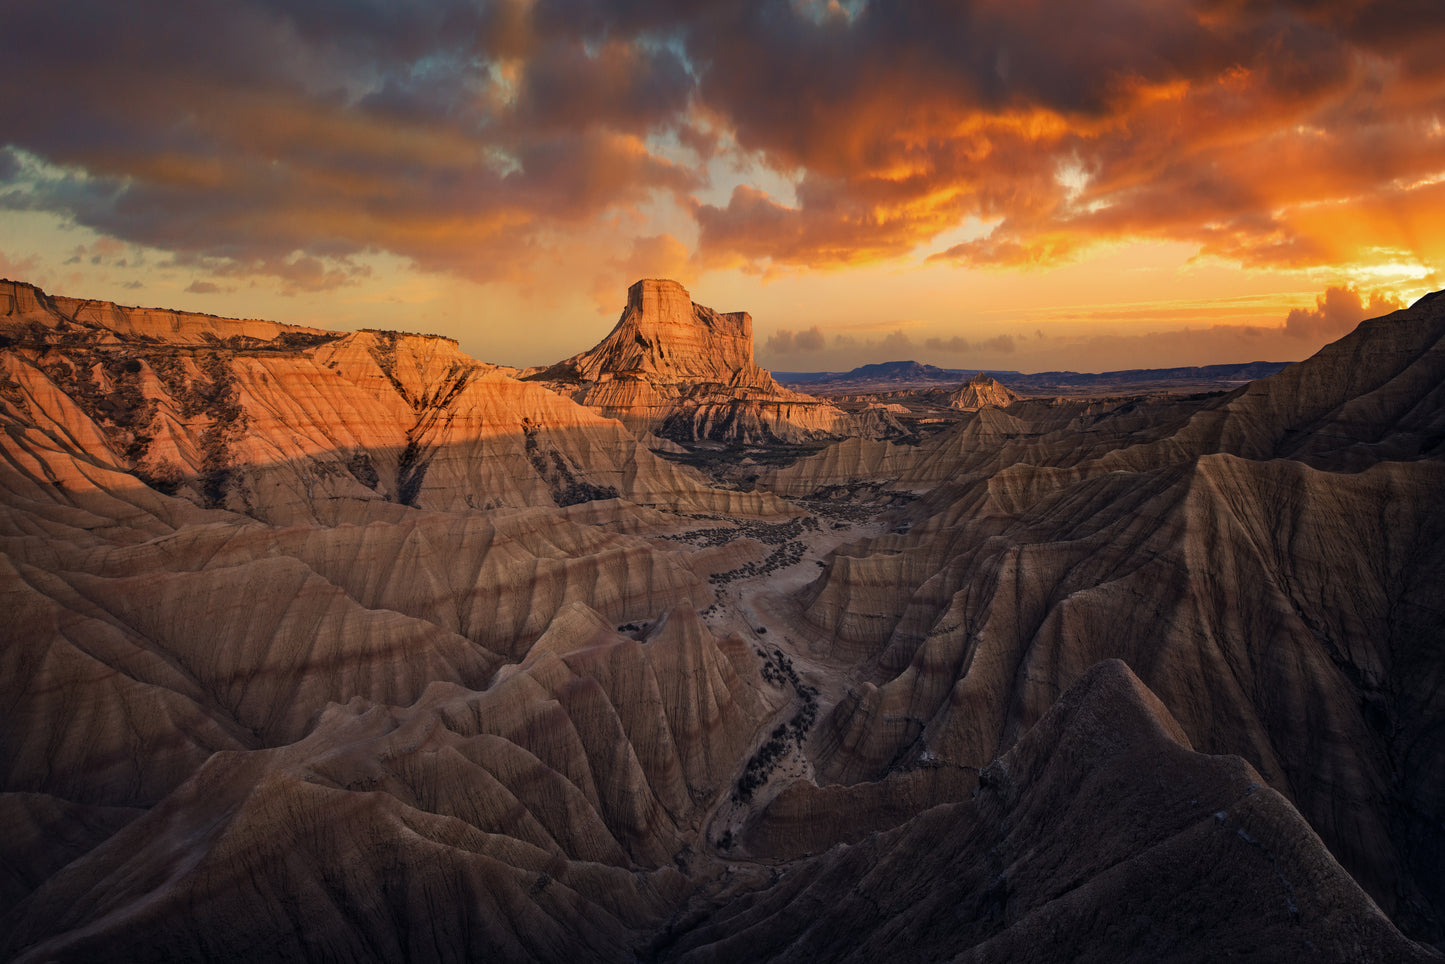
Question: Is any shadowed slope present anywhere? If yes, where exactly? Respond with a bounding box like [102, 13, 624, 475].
[656, 661, 1436, 963]
[771, 291, 1445, 941]
[1, 605, 784, 963]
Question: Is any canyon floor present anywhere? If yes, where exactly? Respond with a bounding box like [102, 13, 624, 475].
[2, 279, 1443, 962]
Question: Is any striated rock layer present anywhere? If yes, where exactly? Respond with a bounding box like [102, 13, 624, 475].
[765, 289, 1445, 945]
[3, 279, 1443, 961]
[0, 279, 791, 524]
[659, 662, 1434, 963]
[531, 279, 853, 443]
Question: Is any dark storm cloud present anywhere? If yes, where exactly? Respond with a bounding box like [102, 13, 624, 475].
[0, 0, 698, 288]
[510, 38, 694, 135]
[1, 0, 1441, 286]
[682, 0, 1445, 270]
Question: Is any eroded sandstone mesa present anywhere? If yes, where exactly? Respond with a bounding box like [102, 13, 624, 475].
[531, 279, 853, 443]
[0, 279, 789, 522]
[948, 371, 1020, 410]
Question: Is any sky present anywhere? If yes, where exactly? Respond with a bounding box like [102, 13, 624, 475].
[2, 0, 1442, 374]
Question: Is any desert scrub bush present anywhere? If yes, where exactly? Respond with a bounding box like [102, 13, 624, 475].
[732, 649, 820, 804]
[522, 421, 619, 507]
[191, 351, 247, 506]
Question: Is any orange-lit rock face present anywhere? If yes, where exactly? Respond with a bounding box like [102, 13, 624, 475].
[0, 279, 794, 522]
[571, 279, 755, 382]
[542, 279, 855, 443]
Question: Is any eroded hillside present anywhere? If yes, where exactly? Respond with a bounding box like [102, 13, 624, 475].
[2, 280, 1441, 962]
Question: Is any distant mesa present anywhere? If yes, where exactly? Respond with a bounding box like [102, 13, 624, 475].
[530, 279, 854, 444]
[775, 360, 976, 391]
[948, 372, 1020, 411]
[775, 359, 1293, 396]
[838, 360, 960, 383]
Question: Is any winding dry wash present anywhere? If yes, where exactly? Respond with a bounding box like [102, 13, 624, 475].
[2, 278, 1443, 962]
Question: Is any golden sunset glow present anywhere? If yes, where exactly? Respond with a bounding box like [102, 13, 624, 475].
[2, 0, 1441, 371]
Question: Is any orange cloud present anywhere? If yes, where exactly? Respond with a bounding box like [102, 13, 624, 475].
[1283, 285, 1404, 340]
[0, 0, 1440, 299]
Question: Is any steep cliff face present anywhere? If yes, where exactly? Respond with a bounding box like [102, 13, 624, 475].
[533, 279, 854, 443]
[567, 279, 756, 381]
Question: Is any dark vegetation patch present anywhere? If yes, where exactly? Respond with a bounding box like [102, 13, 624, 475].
[796, 486, 917, 522]
[192, 329, 340, 353]
[732, 648, 819, 805]
[653, 439, 829, 485]
[366, 332, 473, 412]
[660, 525, 739, 549]
[7, 315, 339, 355]
[271, 331, 341, 351]
[395, 437, 431, 507]
[367, 331, 410, 406]
[20, 332, 251, 503]
[8, 308, 335, 502]
[429, 362, 472, 409]
[136, 459, 184, 496]
[708, 516, 820, 586]
[346, 451, 380, 490]
[519, 364, 583, 385]
[522, 420, 619, 507]
[34, 345, 161, 472]
[193, 352, 246, 506]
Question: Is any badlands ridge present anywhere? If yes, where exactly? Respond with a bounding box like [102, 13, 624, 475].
[1, 278, 1442, 961]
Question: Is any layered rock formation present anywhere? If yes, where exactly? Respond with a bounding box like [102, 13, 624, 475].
[531, 279, 853, 443]
[764, 290, 1445, 944]
[0, 280, 789, 524]
[948, 371, 1020, 410]
[2, 278, 1442, 961]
